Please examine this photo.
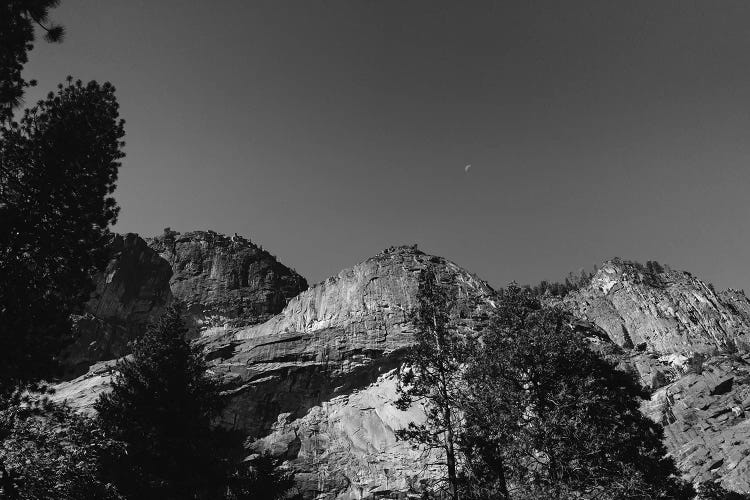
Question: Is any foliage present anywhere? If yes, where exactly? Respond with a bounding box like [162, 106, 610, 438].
[0, 78, 124, 393]
[696, 482, 750, 500]
[0, 392, 123, 499]
[0, 0, 64, 122]
[525, 268, 595, 298]
[396, 268, 468, 500]
[460, 284, 693, 500]
[95, 307, 231, 500]
[226, 452, 299, 500]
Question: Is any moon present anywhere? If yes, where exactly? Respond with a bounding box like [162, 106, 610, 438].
[464, 164, 471, 172]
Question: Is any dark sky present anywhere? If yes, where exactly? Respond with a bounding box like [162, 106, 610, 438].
[23, 1, 750, 289]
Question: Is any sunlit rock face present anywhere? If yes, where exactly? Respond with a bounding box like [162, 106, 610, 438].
[61, 233, 173, 375]
[559, 260, 750, 494]
[562, 259, 750, 354]
[54, 249, 750, 497]
[645, 353, 750, 492]
[147, 230, 308, 336]
[55, 245, 496, 499]
[202, 245, 497, 499]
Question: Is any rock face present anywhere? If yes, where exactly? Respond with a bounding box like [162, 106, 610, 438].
[562, 259, 750, 354]
[57, 245, 497, 499]
[561, 260, 750, 493]
[147, 230, 308, 336]
[54, 250, 750, 497]
[640, 353, 750, 492]
[61, 233, 173, 375]
[204, 245, 496, 498]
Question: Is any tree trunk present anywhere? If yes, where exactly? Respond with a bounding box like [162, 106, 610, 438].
[444, 404, 459, 500]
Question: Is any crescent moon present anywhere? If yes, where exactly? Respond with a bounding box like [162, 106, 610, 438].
[465, 164, 471, 172]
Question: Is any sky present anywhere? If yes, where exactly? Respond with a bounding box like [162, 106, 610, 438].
[22, 0, 750, 289]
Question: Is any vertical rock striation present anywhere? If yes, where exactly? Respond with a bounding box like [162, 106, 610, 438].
[558, 259, 750, 493]
[147, 230, 308, 336]
[561, 259, 750, 354]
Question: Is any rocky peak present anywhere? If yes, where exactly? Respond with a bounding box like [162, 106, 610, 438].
[147, 229, 308, 336]
[562, 258, 750, 355]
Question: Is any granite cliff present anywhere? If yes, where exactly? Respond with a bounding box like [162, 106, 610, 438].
[55, 245, 497, 498]
[62, 230, 306, 374]
[561, 259, 750, 354]
[203, 245, 497, 497]
[559, 260, 750, 493]
[53, 249, 750, 497]
[147, 230, 308, 336]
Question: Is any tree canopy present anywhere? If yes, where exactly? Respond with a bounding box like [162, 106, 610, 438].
[95, 307, 231, 500]
[396, 268, 468, 500]
[0, 395, 123, 500]
[0, 0, 64, 123]
[461, 284, 693, 499]
[0, 78, 124, 392]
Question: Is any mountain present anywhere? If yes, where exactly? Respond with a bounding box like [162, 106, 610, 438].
[53, 242, 750, 498]
[560, 258, 750, 354]
[55, 244, 497, 497]
[61, 230, 307, 375]
[147, 229, 308, 335]
[560, 259, 750, 492]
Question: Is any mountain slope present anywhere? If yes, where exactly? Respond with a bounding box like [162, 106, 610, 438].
[558, 260, 750, 492]
[53, 249, 750, 497]
[561, 259, 750, 354]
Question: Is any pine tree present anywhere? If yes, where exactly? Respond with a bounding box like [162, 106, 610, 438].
[95, 307, 230, 500]
[0, 78, 124, 393]
[0, 0, 65, 122]
[461, 284, 693, 500]
[226, 452, 299, 500]
[0, 397, 123, 499]
[396, 268, 467, 500]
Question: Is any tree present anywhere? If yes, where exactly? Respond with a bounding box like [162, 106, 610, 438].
[0, 395, 123, 499]
[226, 452, 299, 500]
[396, 268, 468, 500]
[0, 0, 64, 122]
[0, 78, 124, 393]
[461, 284, 693, 500]
[95, 307, 230, 500]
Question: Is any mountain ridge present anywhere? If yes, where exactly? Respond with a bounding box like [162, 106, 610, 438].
[53, 233, 750, 498]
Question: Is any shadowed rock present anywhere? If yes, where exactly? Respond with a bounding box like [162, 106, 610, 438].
[147, 230, 308, 336]
[61, 233, 173, 375]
